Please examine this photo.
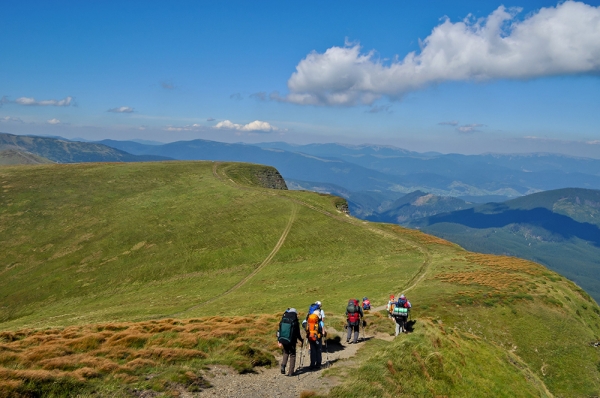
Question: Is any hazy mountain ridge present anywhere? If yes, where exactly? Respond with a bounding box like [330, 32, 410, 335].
[407, 188, 600, 303]
[0, 149, 54, 165]
[96, 137, 600, 210]
[0, 132, 171, 163]
[368, 190, 475, 224]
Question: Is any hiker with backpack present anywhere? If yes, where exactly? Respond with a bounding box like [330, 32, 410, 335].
[362, 297, 371, 311]
[305, 310, 325, 369]
[306, 300, 325, 321]
[387, 295, 395, 318]
[277, 308, 303, 376]
[345, 298, 364, 344]
[392, 294, 412, 335]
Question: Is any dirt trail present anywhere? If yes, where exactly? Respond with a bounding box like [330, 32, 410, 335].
[192, 163, 430, 397]
[197, 327, 376, 398]
[174, 202, 298, 317]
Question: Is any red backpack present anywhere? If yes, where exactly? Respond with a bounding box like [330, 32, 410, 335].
[346, 299, 360, 324]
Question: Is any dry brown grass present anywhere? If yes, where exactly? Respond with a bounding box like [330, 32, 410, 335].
[0, 314, 280, 396]
[392, 226, 455, 246]
[464, 253, 542, 275]
[436, 270, 525, 291]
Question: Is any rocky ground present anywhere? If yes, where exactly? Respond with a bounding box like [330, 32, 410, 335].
[196, 326, 393, 398]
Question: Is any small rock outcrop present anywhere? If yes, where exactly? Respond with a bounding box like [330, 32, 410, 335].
[255, 167, 288, 190]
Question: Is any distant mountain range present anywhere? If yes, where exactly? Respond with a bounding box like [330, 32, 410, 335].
[0, 133, 170, 163]
[6, 131, 600, 217]
[5, 131, 600, 301]
[391, 188, 600, 303]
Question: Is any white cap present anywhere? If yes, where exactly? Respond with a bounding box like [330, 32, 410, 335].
[288, 308, 297, 313]
[316, 301, 322, 307]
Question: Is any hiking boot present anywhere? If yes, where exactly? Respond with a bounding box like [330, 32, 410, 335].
[280, 365, 286, 374]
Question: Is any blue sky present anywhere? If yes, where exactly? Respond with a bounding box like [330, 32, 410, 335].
[1, 0, 600, 157]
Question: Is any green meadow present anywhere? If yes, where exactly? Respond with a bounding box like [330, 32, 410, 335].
[1, 161, 599, 397]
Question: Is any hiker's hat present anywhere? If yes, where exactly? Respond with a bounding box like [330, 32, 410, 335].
[316, 301, 322, 308]
[400, 294, 405, 299]
[288, 308, 297, 313]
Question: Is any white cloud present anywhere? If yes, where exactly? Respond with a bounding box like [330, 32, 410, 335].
[0, 116, 23, 123]
[14, 96, 73, 106]
[283, 1, 600, 105]
[107, 106, 135, 113]
[164, 123, 203, 132]
[214, 120, 278, 132]
[457, 123, 485, 133]
[47, 118, 61, 124]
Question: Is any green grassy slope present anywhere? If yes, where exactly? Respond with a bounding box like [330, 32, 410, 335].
[1, 162, 600, 397]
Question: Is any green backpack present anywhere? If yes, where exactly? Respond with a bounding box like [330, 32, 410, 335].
[393, 307, 408, 316]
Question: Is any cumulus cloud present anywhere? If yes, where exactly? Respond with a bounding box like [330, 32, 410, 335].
[14, 96, 73, 106]
[283, 1, 600, 106]
[214, 120, 278, 132]
[47, 118, 61, 124]
[107, 106, 134, 113]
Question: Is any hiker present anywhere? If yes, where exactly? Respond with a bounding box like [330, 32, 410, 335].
[306, 309, 325, 369]
[277, 308, 303, 376]
[362, 297, 371, 311]
[306, 300, 325, 320]
[387, 295, 395, 318]
[345, 298, 364, 344]
[392, 294, 412, 335]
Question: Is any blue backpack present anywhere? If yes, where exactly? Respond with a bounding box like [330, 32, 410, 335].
[308, 303, 320, 316]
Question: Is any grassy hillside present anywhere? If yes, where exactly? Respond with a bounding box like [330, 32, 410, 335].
[1, 162, 599, 397]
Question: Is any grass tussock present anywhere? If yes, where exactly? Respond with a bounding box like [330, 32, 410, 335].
[0, 314, 279, 396]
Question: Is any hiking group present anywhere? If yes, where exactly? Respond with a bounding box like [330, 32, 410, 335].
[276, 295, 412, 376]
[276, 301, 326, 377]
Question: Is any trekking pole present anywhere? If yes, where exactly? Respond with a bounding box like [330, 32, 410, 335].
[299, 337, 307, 370]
